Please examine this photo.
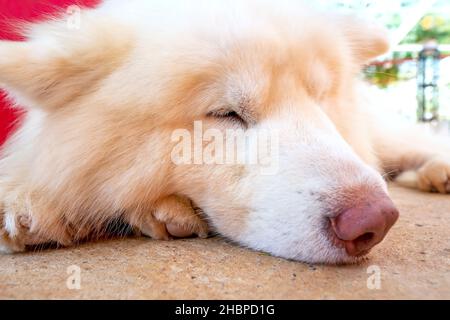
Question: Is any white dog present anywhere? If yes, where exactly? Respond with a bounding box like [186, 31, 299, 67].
[0, 0, 449, 264]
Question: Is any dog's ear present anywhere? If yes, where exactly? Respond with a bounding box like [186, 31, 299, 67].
[0, 17, 133, 111]
[338, 15, 390, 64]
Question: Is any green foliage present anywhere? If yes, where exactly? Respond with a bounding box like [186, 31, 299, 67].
[402, 14, 450, 44]
[364, 64, 400, 88]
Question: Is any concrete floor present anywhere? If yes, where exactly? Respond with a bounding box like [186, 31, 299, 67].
[0, 185, 449, 299]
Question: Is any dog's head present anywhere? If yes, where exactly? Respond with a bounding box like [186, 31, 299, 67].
[154, 3, 397, 264]
[0, 1, 398, 263]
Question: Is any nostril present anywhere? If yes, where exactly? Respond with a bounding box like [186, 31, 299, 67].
[348, 232, 379, 256]
[355, 232, 375, 244]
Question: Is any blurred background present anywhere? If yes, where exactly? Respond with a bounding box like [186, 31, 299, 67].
[317, 0, 450, 134]
[0, 0, 449, 146]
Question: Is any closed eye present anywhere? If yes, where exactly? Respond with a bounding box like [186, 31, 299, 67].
[207, 109, 247, 126]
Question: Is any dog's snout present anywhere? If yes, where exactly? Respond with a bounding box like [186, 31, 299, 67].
[330, 194, 399, 256]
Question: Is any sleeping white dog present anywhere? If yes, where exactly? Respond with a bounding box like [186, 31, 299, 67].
[0, 0, 449, 264]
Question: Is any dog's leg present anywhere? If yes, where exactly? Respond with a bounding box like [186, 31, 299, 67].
[1, 164, 208, 253]
[0, 16, 136, 252]
[1, 167, 209, 253]
[374, 124, 450, 194]
[0, 113, 77, 253]
[136, 195, 209, 240]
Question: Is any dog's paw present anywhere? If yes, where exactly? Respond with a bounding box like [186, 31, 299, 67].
[396, 156, 450, 194]
[0, 190, 52, 254]
[0, 205, 32, 254]
[139, 195, 209, 240]
[0, 182, 32, 253]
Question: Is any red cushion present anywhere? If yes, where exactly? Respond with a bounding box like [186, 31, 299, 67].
[0, 0, 100, 146]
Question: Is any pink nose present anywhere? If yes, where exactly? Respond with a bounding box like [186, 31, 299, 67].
[331, 194, 399, 256]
